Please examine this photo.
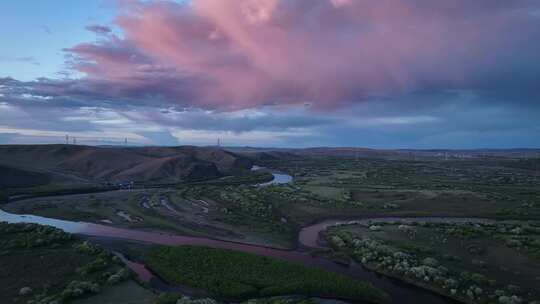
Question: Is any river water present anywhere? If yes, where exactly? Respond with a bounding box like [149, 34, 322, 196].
[0, 170, 464, 304]
[251, 165, 293, 186]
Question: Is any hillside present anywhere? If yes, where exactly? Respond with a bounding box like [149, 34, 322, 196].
[0, 165, 51, 188]
[0, 145, 252, 184]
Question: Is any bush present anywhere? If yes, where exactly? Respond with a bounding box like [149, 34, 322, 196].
[146, 246, 388, 303]
[60, 280, 100, 301]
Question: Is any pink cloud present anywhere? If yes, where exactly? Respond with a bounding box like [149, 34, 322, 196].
[61, 0, 540, 110]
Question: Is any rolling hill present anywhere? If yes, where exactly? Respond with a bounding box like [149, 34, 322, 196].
[0, 145, 252, 185]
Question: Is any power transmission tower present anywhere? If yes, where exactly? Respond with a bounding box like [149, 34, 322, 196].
[124, 137, 128, 145]
[66, 134, 69, 145]
[72, 137, 77, 145]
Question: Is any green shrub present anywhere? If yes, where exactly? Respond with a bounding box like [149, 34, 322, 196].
[146, 245, 388, 303]
[76, 257, 110, 275]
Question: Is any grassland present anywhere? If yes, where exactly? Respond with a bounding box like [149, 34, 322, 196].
[145, 245, 388, 303]
[256, 156, 540, 222]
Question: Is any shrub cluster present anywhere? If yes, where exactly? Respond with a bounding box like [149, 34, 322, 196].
[146, 245, 388, 303]
[326, 221, 539, 303]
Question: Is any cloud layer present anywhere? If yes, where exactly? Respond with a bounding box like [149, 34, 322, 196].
[21, 0, 540, 109]
[1, 0, 539, 147]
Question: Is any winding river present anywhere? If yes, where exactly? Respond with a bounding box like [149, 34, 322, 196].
[252, 165, 294, 186]
[0, 170, 476, 304]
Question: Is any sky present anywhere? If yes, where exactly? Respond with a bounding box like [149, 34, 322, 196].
[0, 0, 539, 148]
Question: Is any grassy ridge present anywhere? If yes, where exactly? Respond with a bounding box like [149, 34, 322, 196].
[146, 245, 388, 303]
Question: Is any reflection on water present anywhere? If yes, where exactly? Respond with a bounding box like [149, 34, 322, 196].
[251, 165, 294, 186]
[0, 209, 89, 233]
[258, 173, 293, 186]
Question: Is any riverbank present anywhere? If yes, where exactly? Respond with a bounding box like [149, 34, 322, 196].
[322, 220, 540, 304]
[2, 169, 299, 249]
